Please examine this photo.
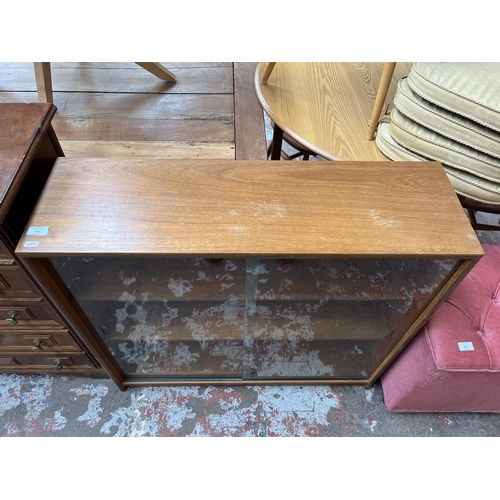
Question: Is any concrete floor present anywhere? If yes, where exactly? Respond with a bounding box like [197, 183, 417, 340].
[2, 373, 500, 436]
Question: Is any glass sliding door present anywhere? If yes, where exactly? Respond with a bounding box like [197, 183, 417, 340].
[50, 256, 457, 380]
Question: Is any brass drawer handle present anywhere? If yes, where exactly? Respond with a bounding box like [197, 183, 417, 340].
[52, 359, 63, 370]
[32, 339, 46, 351]
[5, 311, 20, 325]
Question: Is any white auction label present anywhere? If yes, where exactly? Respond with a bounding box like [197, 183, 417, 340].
[27, 226, 49, 236]
[458, 342, 474, 351]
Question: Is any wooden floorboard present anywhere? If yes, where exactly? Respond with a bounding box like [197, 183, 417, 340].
[49, 92, 234, 117]
[23, 62, 233, 69]
[234, 62, 267, 160]
[0, 92, 39, 104]
[0, 92, 235, 144]
[60, 140, 235, 159]
[53, 116, 234, 142]
[0, 62, 267, 160]
[52, 117, 233, 142]
[0, 63, 233, 94]
[1, 90, 234, 116]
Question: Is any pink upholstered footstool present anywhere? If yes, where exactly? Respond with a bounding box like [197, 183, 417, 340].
[381, 244, 500, 413]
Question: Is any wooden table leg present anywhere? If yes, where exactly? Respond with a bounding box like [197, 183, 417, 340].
[135, 62, 176, 81]
[270, 123, 284, 160]
[33, 62, 53, 104]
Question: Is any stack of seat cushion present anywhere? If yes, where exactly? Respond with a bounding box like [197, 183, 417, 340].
[375, 62, 500, 205]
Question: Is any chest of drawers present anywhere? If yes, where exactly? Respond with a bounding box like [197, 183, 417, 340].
[0, 103, 105, 376]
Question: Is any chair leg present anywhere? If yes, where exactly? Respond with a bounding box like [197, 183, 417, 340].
[135, 62, 176, 81]
[468, 209, 478, 226]
[457, 194, 500, 231]
[268, 122, 314, 161]
[261, 62, 276, 85]
[367, 62, 397, 141]
[266, 140, 273, 159]
[270, 124, 284, 160]
[33, 62, 53, 103]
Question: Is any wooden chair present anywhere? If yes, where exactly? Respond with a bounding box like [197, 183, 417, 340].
[457, 195, 500, 231]
[265, 129, 318, 161]
[33, 62, 176, 104]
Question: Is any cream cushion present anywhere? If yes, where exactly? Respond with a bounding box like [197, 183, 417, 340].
[395, 78, 500, 159]
[376, 119, 500, 205]
[408, 62, 500, 133]
[389, 107, 500, 183]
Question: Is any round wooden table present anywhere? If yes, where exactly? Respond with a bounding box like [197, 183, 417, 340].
[254, 62, 412, 161]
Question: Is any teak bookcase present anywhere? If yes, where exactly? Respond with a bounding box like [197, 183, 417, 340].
[17, 158, 484, 390]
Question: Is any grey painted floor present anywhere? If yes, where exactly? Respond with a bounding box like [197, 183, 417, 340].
[2, 373, 500, 437]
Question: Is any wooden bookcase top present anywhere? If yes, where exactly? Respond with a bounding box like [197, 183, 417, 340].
[17, 158, 483, 259]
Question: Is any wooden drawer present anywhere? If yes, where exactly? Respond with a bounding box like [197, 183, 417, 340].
[0, 240, 14, 260]
[0, 352, 96, 369]
[0, 328, 80, 351]
[0, 301, 64, 324]
[0, 264, 40, 297]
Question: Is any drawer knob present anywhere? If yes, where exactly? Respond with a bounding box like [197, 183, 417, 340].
[31, 339, 45, 351]
[5, 311, 20, 325]
[52, 359, 63, 370]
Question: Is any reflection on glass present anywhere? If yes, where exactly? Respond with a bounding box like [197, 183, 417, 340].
[50, 257, 457, 379]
